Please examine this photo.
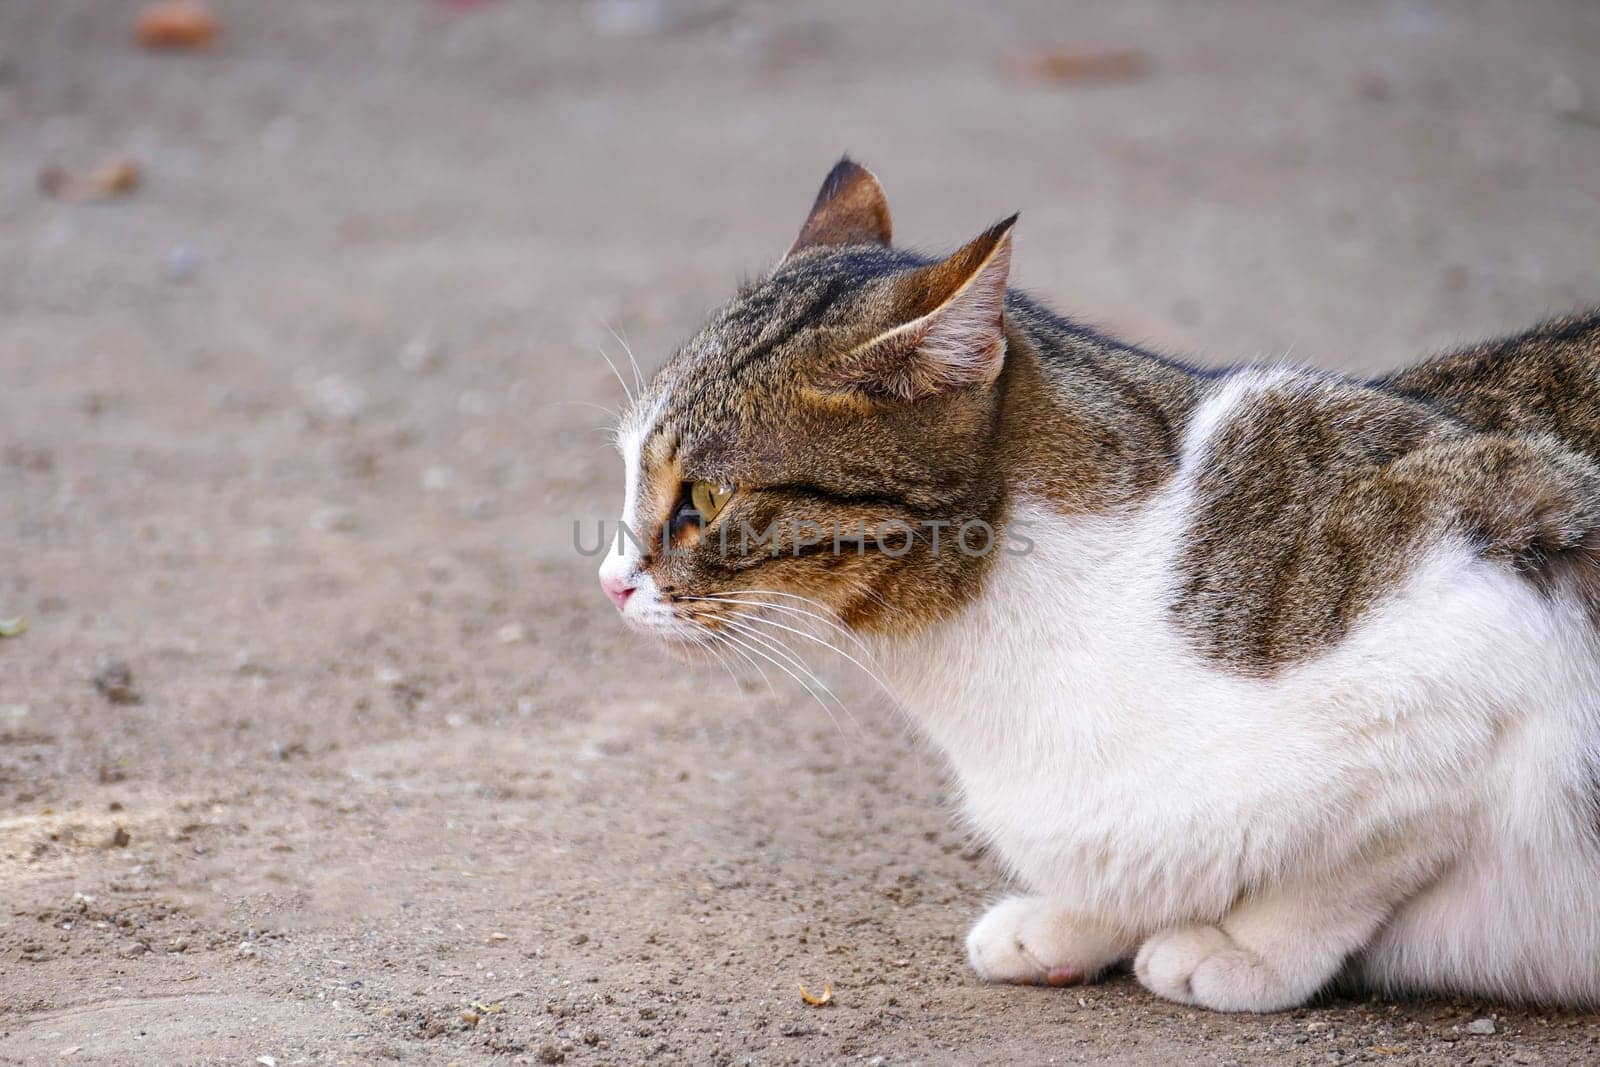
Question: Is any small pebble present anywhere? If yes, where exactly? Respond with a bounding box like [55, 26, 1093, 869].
[1466, 1017, 1497, 1035]
[310, 506, 357, 533]
[310, 376, 367, 422]
[495, 622, 525, 645]
[164, 244, 202, 283]
[93, 661, 142, 705]
[398, 336, 444, 373]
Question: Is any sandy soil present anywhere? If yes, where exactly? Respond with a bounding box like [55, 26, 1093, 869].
[5, 1, 1600, 1063]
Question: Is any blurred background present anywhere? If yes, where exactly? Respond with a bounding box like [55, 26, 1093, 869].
[4, 2, 1600, 1063]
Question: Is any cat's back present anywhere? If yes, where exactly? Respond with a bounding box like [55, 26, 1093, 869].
[1170, 360, 1600, 675]
[1381, 311, 1600, 459]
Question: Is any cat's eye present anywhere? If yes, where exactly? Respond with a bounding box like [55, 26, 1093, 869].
[688, 480, 734, 523]
[670, 480, 735, 540]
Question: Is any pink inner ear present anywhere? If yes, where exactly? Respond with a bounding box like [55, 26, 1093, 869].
[909, 233, 1011, 389]
[854, 227, 1012, 402]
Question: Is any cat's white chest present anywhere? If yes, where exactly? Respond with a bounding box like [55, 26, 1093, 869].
[878, 499, 1205, 905]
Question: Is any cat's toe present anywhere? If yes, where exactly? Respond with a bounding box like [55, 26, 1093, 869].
[966, 896, 1120, 986]
[967, 896, 1052, 984]
[1135, 925, 1301, 1012]
[1134, 924, 1231, 1005]
[1187, 944, 1300, 1012]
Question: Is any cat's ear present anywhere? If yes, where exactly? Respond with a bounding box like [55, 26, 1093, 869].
[787, 157, 893, 257]
[820, 215, 1016, 404]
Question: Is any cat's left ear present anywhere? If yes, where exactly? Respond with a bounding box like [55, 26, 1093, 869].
[787, 157, 893, 257]
[820, 215, 1017, 404]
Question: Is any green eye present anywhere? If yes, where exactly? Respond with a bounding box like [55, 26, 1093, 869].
[689, 480, 734, 522]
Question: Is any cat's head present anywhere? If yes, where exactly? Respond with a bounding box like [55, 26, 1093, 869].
[598, 159, 1020, 657]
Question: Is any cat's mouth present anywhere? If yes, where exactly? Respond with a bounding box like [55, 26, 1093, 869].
[613, 591, 727, 661]
[624, 593, 793, 665]
[625, 613, 738, 665]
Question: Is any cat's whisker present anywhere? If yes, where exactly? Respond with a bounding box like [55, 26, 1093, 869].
[702, 633, 749, 695]
[712, 582, 908, 636]
[676, 594, 877, 662]
[716, 622, 855, 738]
[712, 606, 891, 697]
[715, 626, 845, 736]
[593, 344, 637, 407]
[710, 588, 848, 617]
[604, 321, 647, 396]
[721, 614, 861, 734]
[683, 614, 779, 703]
[720, 586, 885, 632]
[541, 399, 621, 421]
[699, 588, 875, 645]
[717, 634, 781, 703]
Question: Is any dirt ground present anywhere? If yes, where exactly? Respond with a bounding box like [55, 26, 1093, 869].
[5, 1, 1600, 1063]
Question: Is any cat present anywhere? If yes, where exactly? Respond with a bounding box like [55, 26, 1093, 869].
[598, 157, 1600, 1012]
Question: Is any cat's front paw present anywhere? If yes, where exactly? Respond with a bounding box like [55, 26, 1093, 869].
[1134, 924, 1303, 1013]
[966, 896, 1127, 987]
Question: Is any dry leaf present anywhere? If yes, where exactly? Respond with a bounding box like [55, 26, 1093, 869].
[1025, 49, 1149, 85]
[135, 1, 218, 50]
[39, 161, 141, 202]
[798, 980, 833, 1007]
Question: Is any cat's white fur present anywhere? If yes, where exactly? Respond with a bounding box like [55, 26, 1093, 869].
[874, 369, 1600, 1010]
[601, 394, 668, 627]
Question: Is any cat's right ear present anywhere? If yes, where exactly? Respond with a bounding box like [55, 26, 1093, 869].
[786, 157, 893, 258]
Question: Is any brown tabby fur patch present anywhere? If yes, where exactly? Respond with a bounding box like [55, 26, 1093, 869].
[1172, 370, 1600, 673]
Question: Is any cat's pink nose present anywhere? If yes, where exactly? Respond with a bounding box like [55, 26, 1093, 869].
[601, 573, 635, 611]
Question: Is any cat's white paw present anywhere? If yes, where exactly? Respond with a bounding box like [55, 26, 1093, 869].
[1134, 924, 1304, 1013]
[966, 896, 1126, 987]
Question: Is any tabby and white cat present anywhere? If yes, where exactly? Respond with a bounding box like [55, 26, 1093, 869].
[598, 159, 1600, 1011]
